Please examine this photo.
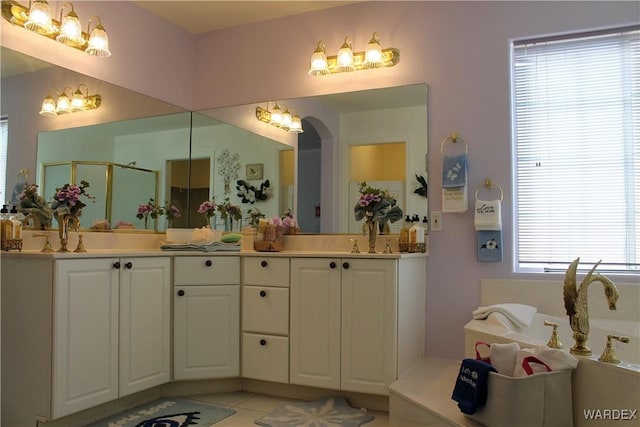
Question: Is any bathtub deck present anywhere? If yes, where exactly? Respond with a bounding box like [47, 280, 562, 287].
[389, 357, 484, 427]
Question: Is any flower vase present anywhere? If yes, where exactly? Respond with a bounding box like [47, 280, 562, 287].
[56, 213, 80, 252]
[366, 219, 378, 254]
[224, 217, 232, 232]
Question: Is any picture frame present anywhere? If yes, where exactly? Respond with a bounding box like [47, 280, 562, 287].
[246, 163, 264, 180]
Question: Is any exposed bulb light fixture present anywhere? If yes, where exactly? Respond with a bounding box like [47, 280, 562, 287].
[39, 84, 101, 117]
[1, 0, 111, 56]
[308, 32, 399, 76]
[256, 103, 304, 134]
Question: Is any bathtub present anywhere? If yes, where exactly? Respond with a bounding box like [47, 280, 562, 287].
[464, 312, 640, 427]
[464, 311, 640, 366]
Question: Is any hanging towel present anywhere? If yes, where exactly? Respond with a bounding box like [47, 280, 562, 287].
[474, 199, 502, 230]
[489, 342, 520, 376]
[451, 358, 497, 415]
[442, 153, 467, 188]
[442, 187, 468, 213]
[472, 303, 537, 330]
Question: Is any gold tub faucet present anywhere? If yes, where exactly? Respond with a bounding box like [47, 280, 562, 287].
[598, 334, 630, 364]
[563, 257, 619, 356]
[544, 320, 563, 349]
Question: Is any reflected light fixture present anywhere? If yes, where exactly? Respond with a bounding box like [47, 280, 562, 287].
[256, 103, 304, 133]
[1, 0, 111, 56]
[40, 84, 101, 116]
[308, 32, 399, 76]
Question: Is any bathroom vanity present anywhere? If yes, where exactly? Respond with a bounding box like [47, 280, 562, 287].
[1, 246, 426, 426]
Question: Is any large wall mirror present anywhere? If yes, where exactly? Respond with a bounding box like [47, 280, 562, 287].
[2, 46, 428, 235]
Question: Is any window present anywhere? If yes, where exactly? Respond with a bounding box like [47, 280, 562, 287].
[0, 116, 7, 205]
[513, 27, 639, 273]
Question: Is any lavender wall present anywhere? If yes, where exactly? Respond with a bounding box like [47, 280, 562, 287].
[2, 1, 638, 358]
[191, 1, 638, 358]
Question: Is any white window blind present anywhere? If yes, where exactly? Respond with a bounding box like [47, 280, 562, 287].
[0, 117, 7, 205]
[513, 27, 639, 273]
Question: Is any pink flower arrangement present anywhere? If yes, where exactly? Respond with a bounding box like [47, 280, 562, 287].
[198, 199, 217, 220]
[51, 180, 94, 216]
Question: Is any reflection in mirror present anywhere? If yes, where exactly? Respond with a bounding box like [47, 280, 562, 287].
[197, 84, 428, 234]
[36, 112, 192, 231]
[2, 46, 192, 233]
[191, 111, 295, 230]
[294, 84, 428, 233]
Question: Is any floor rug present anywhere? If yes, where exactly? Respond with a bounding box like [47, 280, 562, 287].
[85, 397, 235, 427]
[255, 396, 374, 427]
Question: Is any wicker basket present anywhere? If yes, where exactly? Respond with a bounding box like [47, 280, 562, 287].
[253, 224, 284, 252]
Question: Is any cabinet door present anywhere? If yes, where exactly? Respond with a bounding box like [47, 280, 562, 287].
[119, 257, 171, 396]
[52, 259, 119, 419]
[341, 258, 398, 395]
[290, 258, 341, 389]
[174, 285, 240, 380]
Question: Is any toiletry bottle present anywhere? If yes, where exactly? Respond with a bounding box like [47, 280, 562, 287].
[399, 215, 411, 252]
[9, 206, 22, 239]
[422, 216, 429, 236]
[409, 215, 419, 252]
[0, 205, 9, 248]
[415, 214, 425, 244]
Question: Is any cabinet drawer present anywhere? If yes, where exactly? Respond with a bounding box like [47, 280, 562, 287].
[242, 333, 289, 383]
[243, 257, 289, 287]
[243, 286, 289, 335]
[174, 256, 240, 285]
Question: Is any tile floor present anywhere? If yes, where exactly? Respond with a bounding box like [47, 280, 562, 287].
[182, 391, 391, 427]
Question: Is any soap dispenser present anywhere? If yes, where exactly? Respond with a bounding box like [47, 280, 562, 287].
[9, 206, 22, 240]
[0, 205, 9, 248]
[409, 214, 420, 252]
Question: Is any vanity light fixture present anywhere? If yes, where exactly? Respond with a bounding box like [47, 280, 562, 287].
[256, 102, 304, 133]
[308, 32, 399, 76]
[39, 84, 101, 116]
[1, 0, 111, 56]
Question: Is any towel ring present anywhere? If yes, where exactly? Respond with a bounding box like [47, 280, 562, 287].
[440, 132, 468, 154]
[475, 178, 503, 202]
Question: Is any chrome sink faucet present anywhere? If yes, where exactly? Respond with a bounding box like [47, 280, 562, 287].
[563, 257, 619, 356]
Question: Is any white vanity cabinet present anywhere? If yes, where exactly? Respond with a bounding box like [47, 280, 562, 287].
[173, 256, 240, 380]
[241, 256, 290, 383]
[1, 255, 171, 425]
[55, 257, 171, 417]
[290, 256, 426, 395]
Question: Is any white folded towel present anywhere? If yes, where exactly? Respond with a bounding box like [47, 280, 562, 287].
[472, 303, 537, 330]
[489, 342, 520, 376]
[533, 345, 579, 371]
[474, 199, 502, 230]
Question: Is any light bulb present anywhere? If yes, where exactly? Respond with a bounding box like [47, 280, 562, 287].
[57, 8, 85, 47]
[363, 32, 384, 68]
[336, 37, 355, 72]
[24, 0, 55, 35]
[269, 102, 283, 127]
[86, 19, 111, 57]
[308, 41, 329, 76]
[39, 95, 57, 116]
[56, 94, 72, 114]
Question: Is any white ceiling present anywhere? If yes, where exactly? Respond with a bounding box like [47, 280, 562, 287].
[133, 1, 361, 34]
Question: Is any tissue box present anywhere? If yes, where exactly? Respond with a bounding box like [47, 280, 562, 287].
[165, 228, 194, 243]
